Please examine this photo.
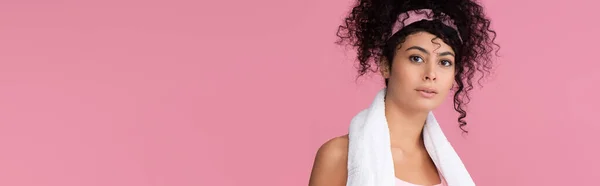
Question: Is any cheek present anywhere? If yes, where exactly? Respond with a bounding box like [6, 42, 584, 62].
[438, 73, 455, 93]
[393, 63, 419, 81]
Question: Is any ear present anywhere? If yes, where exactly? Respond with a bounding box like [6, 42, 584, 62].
[380, 58, 391, 79]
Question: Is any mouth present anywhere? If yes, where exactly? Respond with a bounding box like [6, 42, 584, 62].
[415, 88, 438, 94]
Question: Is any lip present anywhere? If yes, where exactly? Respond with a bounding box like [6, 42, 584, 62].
[415, 87, 438, 98]
[415, 87, 438, 94]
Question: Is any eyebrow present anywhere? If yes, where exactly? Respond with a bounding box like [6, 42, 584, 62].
[405, 46, 455, 57]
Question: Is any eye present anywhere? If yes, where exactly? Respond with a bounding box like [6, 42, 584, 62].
[409, 56, 424, 63]
[440, 60, 453, 67]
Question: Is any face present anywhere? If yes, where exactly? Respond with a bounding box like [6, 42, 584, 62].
[381, 32, 456, 112]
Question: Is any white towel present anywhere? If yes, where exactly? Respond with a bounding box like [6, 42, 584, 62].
[346, 88, 475, 186]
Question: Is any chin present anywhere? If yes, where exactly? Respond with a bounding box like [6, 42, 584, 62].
[411, 99, 442, 112]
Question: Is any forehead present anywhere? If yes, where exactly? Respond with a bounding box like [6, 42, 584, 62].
[398, 32, 453, 52]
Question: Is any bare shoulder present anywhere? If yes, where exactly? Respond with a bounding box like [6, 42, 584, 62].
[308, 134, 349, 186]
[315, 134, 349, 162]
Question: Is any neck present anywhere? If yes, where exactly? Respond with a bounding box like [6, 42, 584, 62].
[384, 97, 429, 151]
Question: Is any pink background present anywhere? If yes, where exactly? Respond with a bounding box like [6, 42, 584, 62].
[1, 0, 599, 185]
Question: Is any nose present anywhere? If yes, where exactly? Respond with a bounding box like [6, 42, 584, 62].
[423, 63, 437, 81]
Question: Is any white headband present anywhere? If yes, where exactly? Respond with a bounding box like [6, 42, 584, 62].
[391, 9, 462, 41]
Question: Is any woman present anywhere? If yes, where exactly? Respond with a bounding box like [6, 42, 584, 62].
[309, 0, 499, 185]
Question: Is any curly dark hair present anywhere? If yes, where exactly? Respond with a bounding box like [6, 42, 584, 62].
[336, 0, 500, 133]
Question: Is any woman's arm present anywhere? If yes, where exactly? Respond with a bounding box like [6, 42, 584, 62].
[308, 135, 348, 186]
